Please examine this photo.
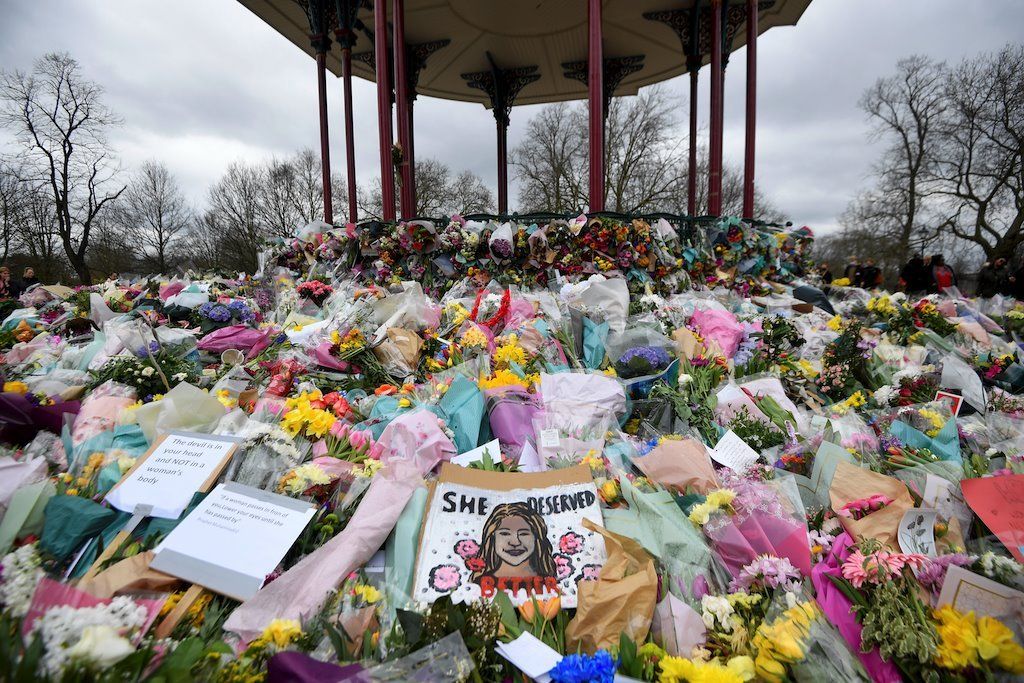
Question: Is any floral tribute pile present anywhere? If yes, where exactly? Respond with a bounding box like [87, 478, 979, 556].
[0, 215, 1022, 683]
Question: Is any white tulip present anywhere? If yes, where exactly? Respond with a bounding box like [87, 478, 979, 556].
[67, 624, 135, 668]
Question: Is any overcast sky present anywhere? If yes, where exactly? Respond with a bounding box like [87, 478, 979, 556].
[1, 0, 1022, 232]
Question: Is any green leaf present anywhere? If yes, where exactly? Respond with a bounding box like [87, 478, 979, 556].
[397, 609, 424, 645]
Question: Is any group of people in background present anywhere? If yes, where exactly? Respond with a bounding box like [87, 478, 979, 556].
[0, 267, 39, 299]
[815, 254, 959, 294]
[975, 257, 1024, 298]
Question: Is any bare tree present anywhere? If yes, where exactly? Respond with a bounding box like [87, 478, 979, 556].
[512, 87, 783, 220]
[115, 161, 191, 273]
[933, 44, 1024, 261]
[358, 158, 494, 219]
[199, 162, 265, 273]
[257, 148, 345, 233]
[0, 53, 125, 283]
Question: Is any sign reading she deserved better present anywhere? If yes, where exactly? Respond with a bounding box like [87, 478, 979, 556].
[105, 431, 239, 519]
[412, 464, 606, 608]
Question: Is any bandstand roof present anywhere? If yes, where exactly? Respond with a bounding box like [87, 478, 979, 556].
[238, 0, 812, 108]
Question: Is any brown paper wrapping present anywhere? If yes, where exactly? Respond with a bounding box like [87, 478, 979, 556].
[337, 606, 379, 656]
[829, 461, 914, 548]
[635, 438, 719, 495]
[78, 551, 181, 599]
[373, 327, 423, 375]
[566, 520, 657, 653]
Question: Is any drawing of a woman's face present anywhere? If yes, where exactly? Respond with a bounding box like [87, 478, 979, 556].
[494, 515, 536, 567]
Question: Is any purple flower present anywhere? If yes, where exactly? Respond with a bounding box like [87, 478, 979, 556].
[916, 554, 972, 597]
[617, 345, 671, 378]
[729, 554, 802, 593]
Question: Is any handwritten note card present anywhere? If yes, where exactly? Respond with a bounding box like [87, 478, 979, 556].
[150, 482, 315, 601]
[105, 431, 238, 519]
[710, 430, 760, 472]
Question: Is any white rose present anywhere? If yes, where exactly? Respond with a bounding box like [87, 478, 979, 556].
[140, 367, 155, 377]
[67, 625, 135, 668]
[678, 373, 694, 385]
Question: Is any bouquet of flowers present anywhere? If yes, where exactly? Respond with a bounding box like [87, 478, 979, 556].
[197, 299, 256, 333]
[297, 280, 334, 307]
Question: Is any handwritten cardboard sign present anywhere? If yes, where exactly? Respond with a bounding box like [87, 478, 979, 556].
[412, 464, 605, 608]
[150, 482, 315, 601]
[105, 431, 239, 519]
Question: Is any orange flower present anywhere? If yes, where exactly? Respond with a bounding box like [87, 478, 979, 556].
[374, 384, 399, 396]
[518, 596, 560, 623]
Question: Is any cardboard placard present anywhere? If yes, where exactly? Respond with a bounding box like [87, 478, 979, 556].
[150, 482, 315, 601]
[412, 464, 605, 607]
[106, 431, 239, 519]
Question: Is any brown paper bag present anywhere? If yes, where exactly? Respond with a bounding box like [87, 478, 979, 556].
[635, 438, 719, 495]
[829, 461, 913, 548]
[77, 551, 181, 599]
[373, 327, 423, 375]
[337, 606, 379, 656]
[566, 520, 657, 653]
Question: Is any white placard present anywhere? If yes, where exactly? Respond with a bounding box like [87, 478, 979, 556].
[451, 439, 501, 467]
[495, 632, 562, 682]
[150, 482, 315, 601]
[105, 432, 238, 519]
[938, 565, 1024, 624]
[710, 430, 760, 472]
[539, 429, 561, 448]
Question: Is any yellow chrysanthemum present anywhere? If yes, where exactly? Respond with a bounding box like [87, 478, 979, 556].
[257, 619, 303, 648]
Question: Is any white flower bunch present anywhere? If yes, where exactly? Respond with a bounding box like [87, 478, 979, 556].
[0, 543, 44, 617]
[700, 594, 735, 632]
[32, 595, 148, 676]
[872, 385, 897, 406]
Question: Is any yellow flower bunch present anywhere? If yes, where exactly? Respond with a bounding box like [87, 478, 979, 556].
[795, 359, 819, 379]
[278, 463, 331, 495]
[280, 390, 337, 438]
[478, 368, 535, 391]
[352, 583, 382, 604]
[832, 390, 867, 416]
[444, 301, 470, 326]
[934, 605, 1024, 674]
[826, 315, 844, 331]
[332, 327, 366, 355]
[353, 459, 384, 478]
[658, 654, 754, 683]
[918, 408, 945, 437]
[493, 334, 527, 368]
[866, 295, 900, 317]
[216, 388, 238, 409]
[688, 488, 737, 526]
[2, 381, 28, 394]
[595, 256, 615, 272]
[252, 619, 303, 649]
[830, 277, 851, 287]
[460, 325, 488, 349]
[751, 601, 819, 682]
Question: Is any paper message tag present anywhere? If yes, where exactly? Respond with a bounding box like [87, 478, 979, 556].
[539, 429, 561, 448]
[934, 390, 963, 416]
[150, 482, 315, 601]
[898, 508, 938, 556]
[105, 431, 239, 519]
[495, 632, 562, 682]
[922, 474, 972, 533]
[451, 439, 501, 467]
[709, 430, 759, 472]
[517, 440, 546, 473]
[938, 565, 1024, 622]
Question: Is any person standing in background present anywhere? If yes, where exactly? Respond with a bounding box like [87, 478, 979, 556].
[930, 254, 957, 292]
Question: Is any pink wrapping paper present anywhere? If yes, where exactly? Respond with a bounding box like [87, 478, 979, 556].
[23, 577, 165, 640]
[377, 409, 456, 473]
[72, 395, 137, 446]
[310, 342, 358, 372]
[707, 511, 811, 578]
[689, 309, 744, 358]
[159, 282, 186, 300]
[223, 459, 424, 642]
[810, 533, 902, 683]
[196, 325, 274, 359]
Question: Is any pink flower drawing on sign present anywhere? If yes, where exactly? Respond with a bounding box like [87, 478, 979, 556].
[454, 539, 480, 559]
[428, 564, 463, 593]
[558, 531, 585, 555]
[579, 564, 601, 582]
[553, 553, 575, 580]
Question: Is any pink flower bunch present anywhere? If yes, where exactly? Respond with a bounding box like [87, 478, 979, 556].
[728, 554, 802, 593]
[840, 549, 928, 588]
[837, 494, 892, 520]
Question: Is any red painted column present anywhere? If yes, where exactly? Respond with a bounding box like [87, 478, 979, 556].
[742, 0, 757, 219]
[708, 0, 723, 216]
[587, 0, 604, 212]
[315, 46, 333, 225]
[374, 0, 396, 221]
[687, 67, 699, 215]
[407, 100, 416, 211]
[393, 0, 413, 218]
[340, 44, 358, 223]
